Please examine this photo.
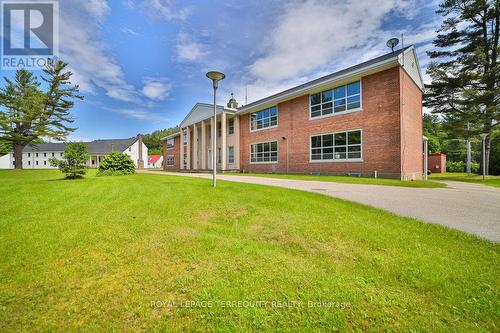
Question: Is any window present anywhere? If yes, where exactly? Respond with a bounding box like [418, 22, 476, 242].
[44, 161, 47, 165]
[28, 153, 30, 157]
[166, 155, 174, 166]
[28, 161, 30, 165]
[310, 81, 361, 118]
[43, 153, 47, 157]
[60, 153, 63, 157]
[36, 153, 38, 157]
[217, 122, 221, 137]
[36, 161, 38, 165]
[228, 146, 235, 164]
[250, 106, 278, 131]
[250, 141, 278, 163]
[311, 130, 362, 161]
[166, 138, 175, 149]
[183, 131, 188, 144]
[52, 152, 55, 157]
[183, 153, 187, 167]
[217, 148, 221, 164]
[228, 119, 234, 135]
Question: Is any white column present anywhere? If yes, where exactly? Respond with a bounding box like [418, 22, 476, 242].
[234, 116, 240, 169]
[180, 128, 185, 169]
[186, 126, 191, 170]
[201, 120, 207, 169]
[193, 124, 199, 170]
[221, 112, 227, 171]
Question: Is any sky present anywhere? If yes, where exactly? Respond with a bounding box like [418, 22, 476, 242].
[2, 0, 442, 141]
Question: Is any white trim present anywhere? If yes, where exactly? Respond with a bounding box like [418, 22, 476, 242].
[238, 55, 400, 114]
[249, 140, 278, 165]
[309, 107, 362, 121]
[309, 79, 362, 120]
[309, 128, 363, 163]
[249, 105, 279, 133]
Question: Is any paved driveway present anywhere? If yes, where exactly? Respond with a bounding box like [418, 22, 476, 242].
[138, 171, 500, 242]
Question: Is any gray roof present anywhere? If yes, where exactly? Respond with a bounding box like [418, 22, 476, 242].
[87, 138, 137, 154]
[23, 143, 67, 152]
[22, 138, 138, 154]
[238, 46, 412, 113]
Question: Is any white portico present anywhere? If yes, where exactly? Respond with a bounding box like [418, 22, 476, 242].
[179, 101, 240, 171]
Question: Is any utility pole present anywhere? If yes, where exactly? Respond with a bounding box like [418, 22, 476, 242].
[466, 123, 471, 175]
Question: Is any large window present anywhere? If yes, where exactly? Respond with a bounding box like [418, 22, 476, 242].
[310, 81, 361, 118]
[166, 138, 174, 149]
[250, 141, 278, 163]
[311, 130, 362, 161]
[228, 118, 234, 135]
[228, 146, 235, 164]
[166, 155, 174, 166]
[250, 106, 278, 131]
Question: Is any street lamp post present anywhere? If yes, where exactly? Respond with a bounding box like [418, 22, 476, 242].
[480, 133, 488, 180]
[423, 136, 428, 181]
[206, 71, 226, 188]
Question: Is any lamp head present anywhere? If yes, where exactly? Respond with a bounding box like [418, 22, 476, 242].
[206, 71, 225, 86]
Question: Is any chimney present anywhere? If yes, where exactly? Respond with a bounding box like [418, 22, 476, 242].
[137, 134, 144, 168]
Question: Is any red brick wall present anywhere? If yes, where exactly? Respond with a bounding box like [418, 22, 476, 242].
[428, 154, 446, 174]
[163, 135, 180, 170]
[239, 67, 405, 178]
[400, 68, 424, 180]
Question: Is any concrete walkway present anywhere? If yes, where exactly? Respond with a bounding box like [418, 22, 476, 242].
[138, 170, 500, 242]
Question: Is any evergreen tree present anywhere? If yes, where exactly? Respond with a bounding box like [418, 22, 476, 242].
[0, 60, 83, 169]
[50, 142, 89, 179]
[425, 0, 499, 175]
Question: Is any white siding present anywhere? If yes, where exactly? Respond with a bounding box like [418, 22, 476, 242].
[399, 47, 424, 90]
[122, 141, 148, 168]
[0, 154, 13, 169]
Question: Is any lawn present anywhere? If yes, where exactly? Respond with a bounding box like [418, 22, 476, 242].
[0, 170, 498, 331]
[430, 172, 500, 188]
[232, 172, 446, 188]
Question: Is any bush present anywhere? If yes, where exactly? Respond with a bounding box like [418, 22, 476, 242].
[49, 142, 89, 179]
[97, 152, 135, 176]
[446, 161, 465, 173]
[445, 161, 480, 173]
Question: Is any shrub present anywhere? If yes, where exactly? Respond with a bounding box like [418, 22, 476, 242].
[97, 152, 135, 176]
[49, 142, 89, 179]
[471, 162, 480, 174]
[446, 161, 465, 173]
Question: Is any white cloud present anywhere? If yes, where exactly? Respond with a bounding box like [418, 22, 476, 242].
[110, 108, 164, 121]
[140, 0, 190, 20]
[59, 0, 139, 103]
[249, 0, 410, 82]
[121, 27, 139, 36]
[176, 42, 204, 61]
[142, 78, 171, 100]
[82, 0, 110, 20]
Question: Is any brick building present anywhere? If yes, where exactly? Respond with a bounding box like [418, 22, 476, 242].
[162, 46, 425, 180]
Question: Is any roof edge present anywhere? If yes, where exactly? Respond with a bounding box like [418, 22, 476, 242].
[236, 47, 413, 114]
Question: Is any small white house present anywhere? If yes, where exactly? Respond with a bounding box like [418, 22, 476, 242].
[148, 155, 163, 168]
[0, 137, 148, 169]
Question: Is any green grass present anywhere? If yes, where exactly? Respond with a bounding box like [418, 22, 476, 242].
[430, 172, 500, 188]
[0, 170, 498, 332]
[231, 172, 446, 188]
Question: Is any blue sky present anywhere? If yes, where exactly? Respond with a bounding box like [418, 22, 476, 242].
[3, 0, 442, 141]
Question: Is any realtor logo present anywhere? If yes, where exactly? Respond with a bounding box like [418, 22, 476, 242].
[1, 0, 59, 70]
